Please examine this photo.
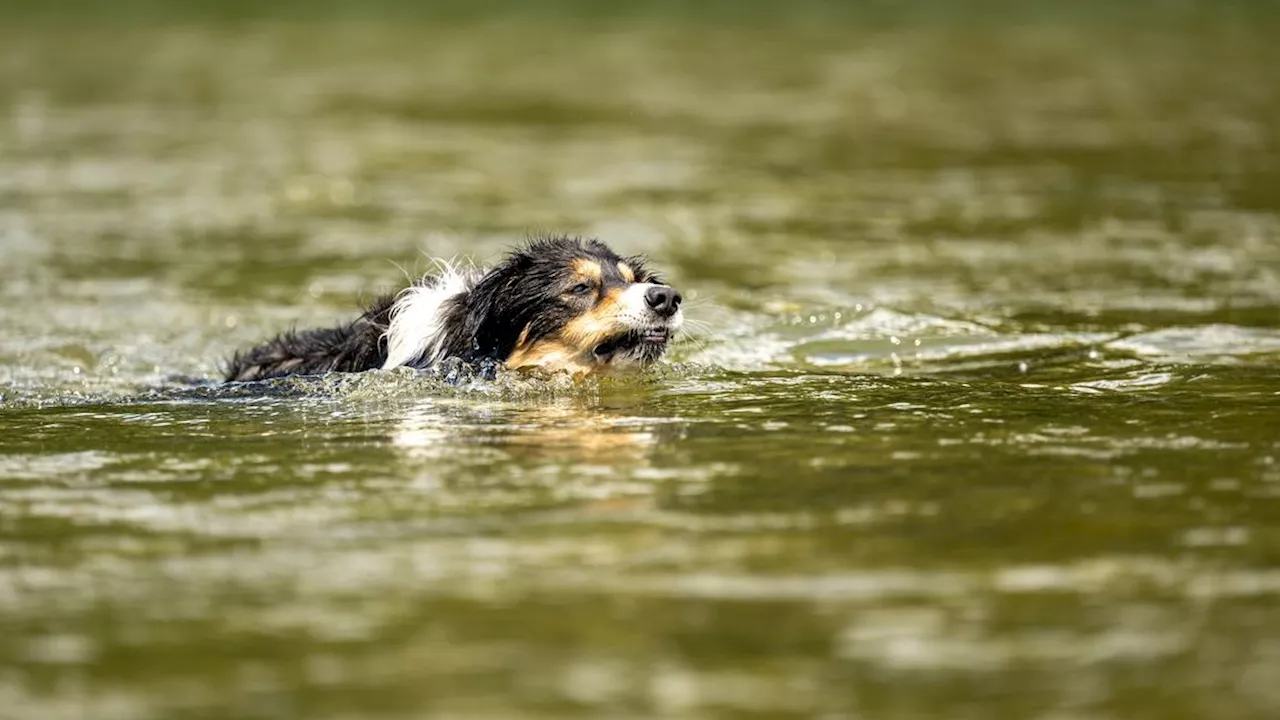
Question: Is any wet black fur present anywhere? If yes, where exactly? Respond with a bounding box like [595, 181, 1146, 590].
[223, 296, 395, 382]
[224, 237, 659, 382]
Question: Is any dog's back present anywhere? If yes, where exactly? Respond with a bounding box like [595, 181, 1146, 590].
[224, 296, 394, 382]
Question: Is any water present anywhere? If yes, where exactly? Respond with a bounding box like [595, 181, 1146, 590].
[2, 3, 1279, 718]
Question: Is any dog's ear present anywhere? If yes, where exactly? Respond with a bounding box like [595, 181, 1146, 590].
[453, 250, 537, 361]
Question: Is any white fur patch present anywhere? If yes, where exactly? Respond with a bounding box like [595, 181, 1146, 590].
[381, 262, 484, 370]
[618, 282, 684, 334]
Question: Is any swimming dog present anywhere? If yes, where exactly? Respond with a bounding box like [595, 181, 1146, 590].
[225, 236, 683, 381]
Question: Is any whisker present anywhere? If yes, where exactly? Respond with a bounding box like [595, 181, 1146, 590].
[674, 326, 715, 353]
[679, 318, 725, 343]
[682, 331, 720, 346]
[679, 335, 711, 353]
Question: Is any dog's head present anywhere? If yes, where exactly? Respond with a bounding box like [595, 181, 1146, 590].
[462, 237, 683, 376]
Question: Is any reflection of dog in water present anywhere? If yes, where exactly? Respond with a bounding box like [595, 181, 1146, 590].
[391, 399, 672, 515]
[392, 400, 661, 464]
[226, 236, 684, 381]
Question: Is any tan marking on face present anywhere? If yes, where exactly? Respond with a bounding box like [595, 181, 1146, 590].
[505, 323, 541, 366]
[560, 287, 626, 354]
[572, 258, 603, 283]
[617, 262, 635, 283]
[505, 338, 598, 377]
[503, 287, 633, 377]
[513, 324, 531, 349]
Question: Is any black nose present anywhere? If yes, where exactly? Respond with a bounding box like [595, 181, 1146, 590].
[644, 286, 682, 317]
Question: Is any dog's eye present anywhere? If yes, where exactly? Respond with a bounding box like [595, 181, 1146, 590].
[569, 283, 593, 295]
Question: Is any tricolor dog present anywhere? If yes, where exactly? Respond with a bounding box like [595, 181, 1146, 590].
[225, 236, 683, 381]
